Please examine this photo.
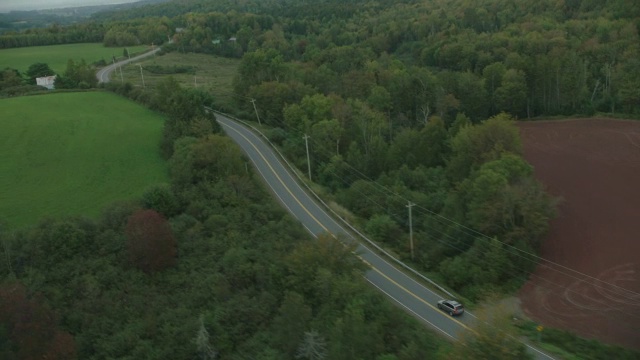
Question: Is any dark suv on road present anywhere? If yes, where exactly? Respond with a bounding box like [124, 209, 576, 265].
[437, 299, 464, 316]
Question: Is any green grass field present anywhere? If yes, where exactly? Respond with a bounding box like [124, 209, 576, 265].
[0, 91, 168, 229]
[115, 52, 239, 105]
[0, 43, 150, 74]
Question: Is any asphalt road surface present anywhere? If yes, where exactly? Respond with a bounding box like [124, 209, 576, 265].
[214, 112, 556, 360]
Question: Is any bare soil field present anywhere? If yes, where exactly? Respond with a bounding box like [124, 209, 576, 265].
[517, 118, 640, 350]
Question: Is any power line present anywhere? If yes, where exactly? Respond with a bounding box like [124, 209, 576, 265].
[308, 155, 640, 309]
[236, 96, 640, 302]
[299, 128, 640, 300]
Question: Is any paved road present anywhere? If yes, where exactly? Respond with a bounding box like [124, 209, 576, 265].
[96, 47, 161, 83]
[95, 58, 555, 358]
[214, 112, 556, 359]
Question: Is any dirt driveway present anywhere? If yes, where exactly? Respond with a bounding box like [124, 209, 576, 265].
[517, 118, 640, 350]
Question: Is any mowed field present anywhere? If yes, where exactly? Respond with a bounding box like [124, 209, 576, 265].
[115, 52, 239, 104]
[0, 43, 151, 74]
[0, 92, 168, 229]
[517, 118, 640, 350]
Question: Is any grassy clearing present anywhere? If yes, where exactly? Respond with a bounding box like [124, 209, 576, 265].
[0, 91, 168, 229]
[113, 52, 239, 105]
[515, 319, 640, 359]
[0, 43, 150, 74]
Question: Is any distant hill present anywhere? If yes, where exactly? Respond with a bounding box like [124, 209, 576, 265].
[0, 0, 170, 33]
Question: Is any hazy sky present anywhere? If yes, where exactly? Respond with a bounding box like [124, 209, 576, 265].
[0, 0, 140, 13]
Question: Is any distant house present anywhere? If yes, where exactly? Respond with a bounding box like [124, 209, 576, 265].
[36, 75, 57, 90]
[228, 37, 237, 42]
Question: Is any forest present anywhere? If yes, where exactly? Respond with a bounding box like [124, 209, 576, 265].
[1, 0, 640, 358]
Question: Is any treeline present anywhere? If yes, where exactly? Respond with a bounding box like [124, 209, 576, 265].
[4, 0, 638, 115]
[165, 0, 639, 116]
[88, 0, 640, 116]
[0, 22, 104, 49]
[0, 17, 170, 49]
[0, 11, 88, 33]
[0, 78, 449, 359]
[102, 18, 172, 47]
[0, 58, 99, 97]
[92, 0, 640, 24]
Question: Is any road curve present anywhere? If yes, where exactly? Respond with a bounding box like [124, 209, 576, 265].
[93, 53, 555, 358]
[213, 112, 556, 359]
[96, 47, 161, 83]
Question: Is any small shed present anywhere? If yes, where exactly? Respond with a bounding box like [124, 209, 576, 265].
[36, 75, 57, 90]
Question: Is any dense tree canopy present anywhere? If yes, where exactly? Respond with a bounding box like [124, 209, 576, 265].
[125, 209, 177, 274]
[54, 59, 98, 89]
[2, 0, 639, 357]
[0, 282, 77, 360]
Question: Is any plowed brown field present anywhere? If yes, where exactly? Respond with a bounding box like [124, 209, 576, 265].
[517, 118, 640, 350]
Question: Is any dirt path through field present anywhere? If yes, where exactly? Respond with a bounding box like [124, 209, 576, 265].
[517, 118, 640, 350]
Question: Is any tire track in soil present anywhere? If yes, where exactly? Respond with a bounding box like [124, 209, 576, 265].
[517, 118, 640, 351]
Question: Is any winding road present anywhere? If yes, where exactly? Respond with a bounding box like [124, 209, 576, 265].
[96, 47, 160, 83]
[214, 113, 555, 360]
[216, 113, 473, 338]
[98, 57, 555, 359]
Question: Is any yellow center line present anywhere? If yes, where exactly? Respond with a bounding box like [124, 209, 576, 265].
[367, 262, 475, 333]
[222, 118, 474, 334]
[221, 121, 332, 235]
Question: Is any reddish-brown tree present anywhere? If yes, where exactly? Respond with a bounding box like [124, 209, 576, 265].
[125, 209, 177, 273]
[0, 282, 77, 360]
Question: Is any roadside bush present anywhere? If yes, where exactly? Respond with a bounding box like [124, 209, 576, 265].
[516, 320, 640, 360]
[0, 85, 47, 97]
[144, 64, 196, 75]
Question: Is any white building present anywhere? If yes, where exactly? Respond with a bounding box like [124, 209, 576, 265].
[36, 75, 57, 90]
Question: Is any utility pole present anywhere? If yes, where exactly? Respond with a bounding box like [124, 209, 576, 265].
[138, 64, 145, 88]
[303, 134, 312, 180]
[250, 98, 261, 126]
[194, 76, 197, 87]
[407, 201, 415, 260]
[113, 58, 123, 84]
[110, 58, 116, 83]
